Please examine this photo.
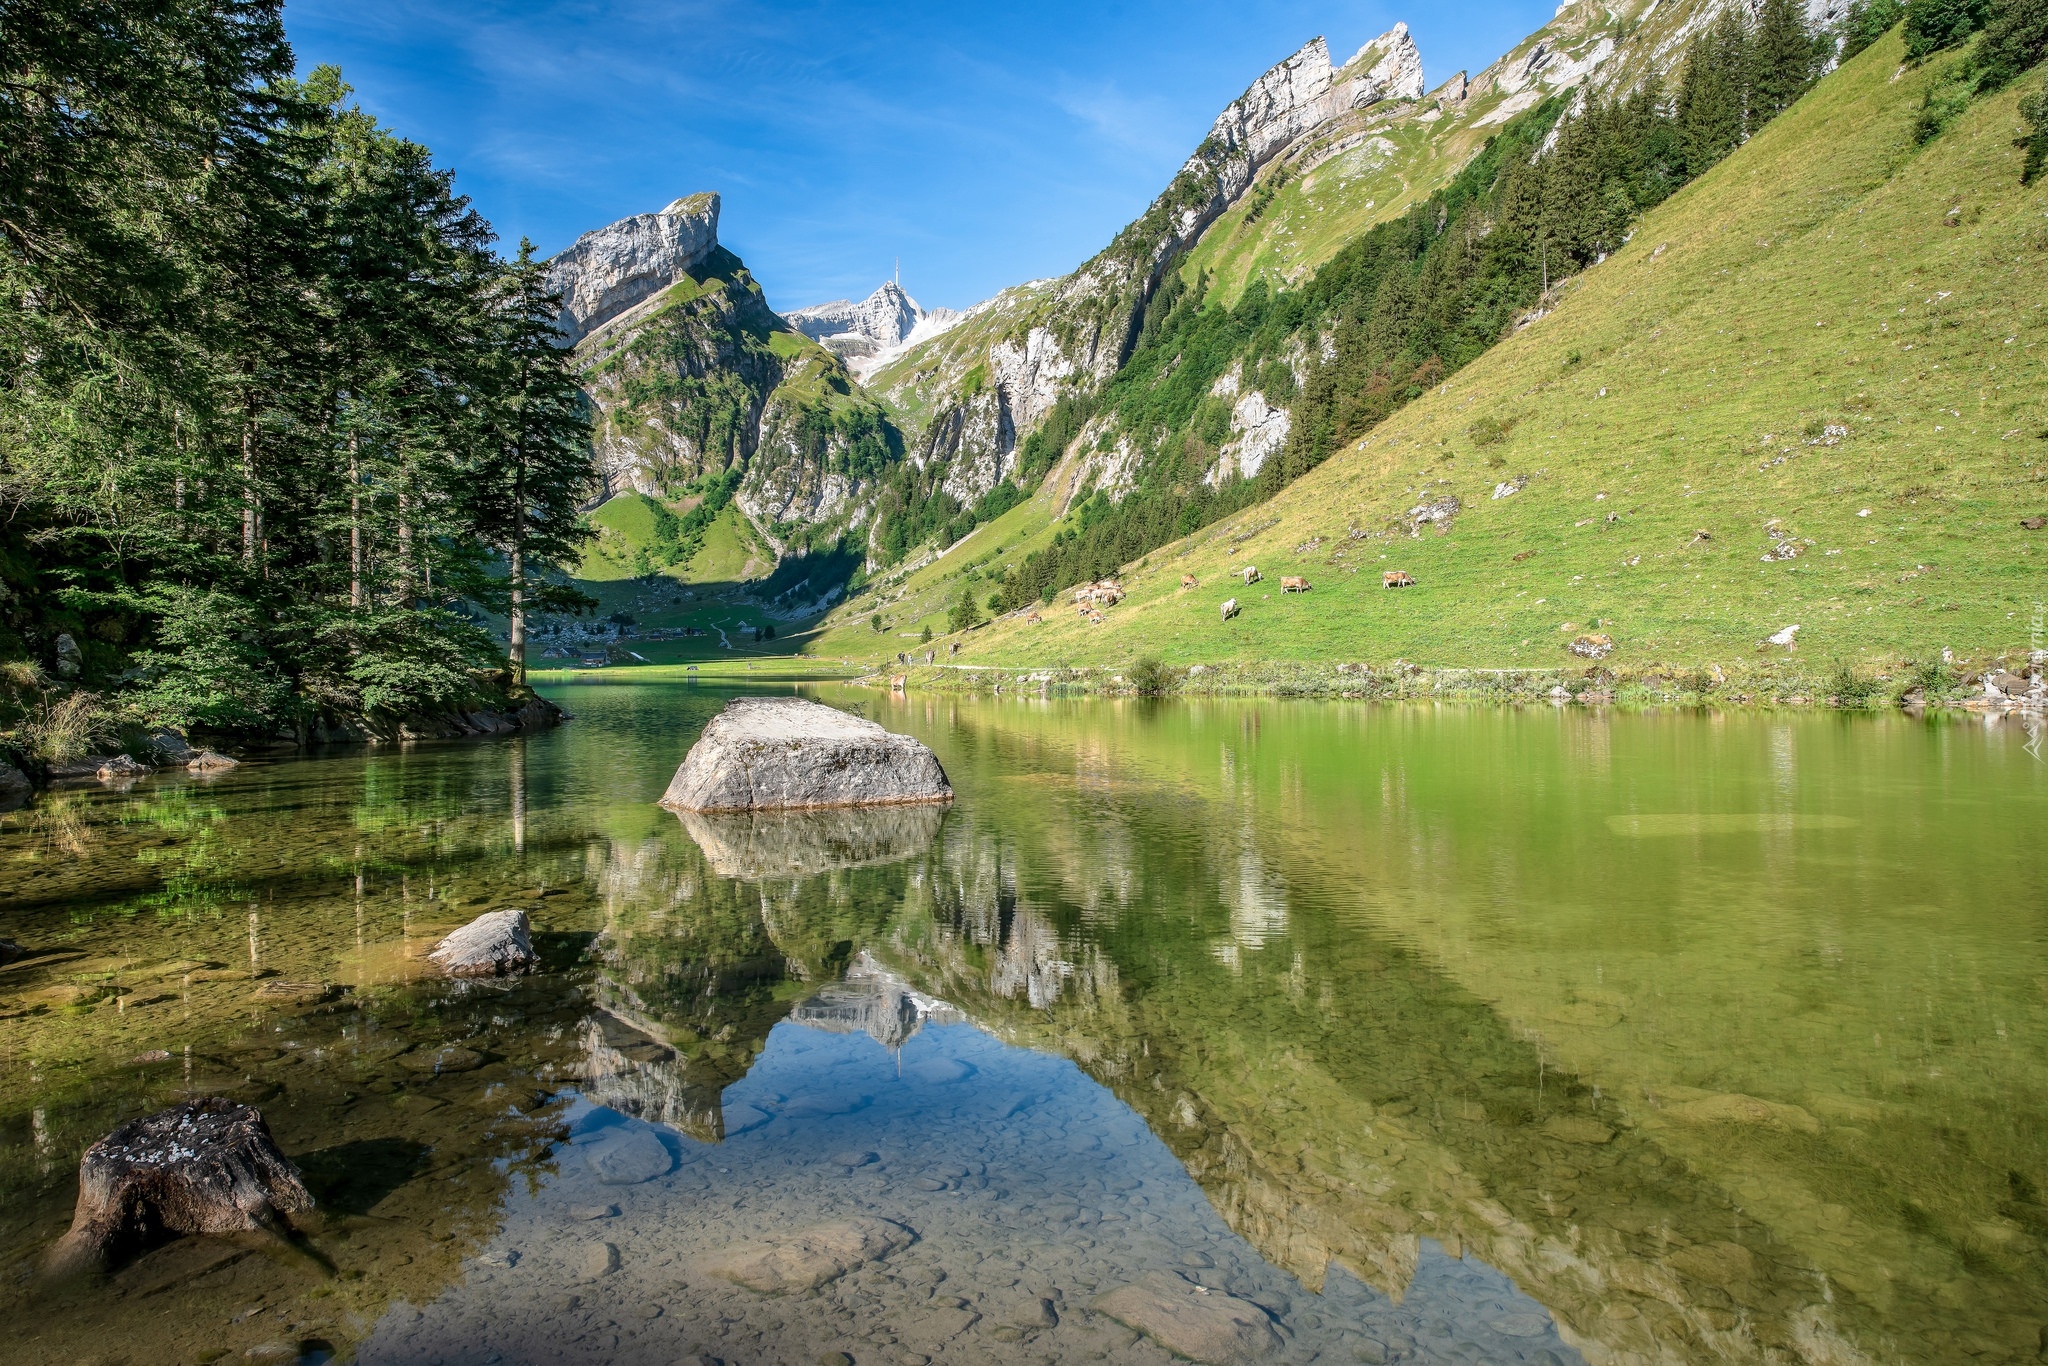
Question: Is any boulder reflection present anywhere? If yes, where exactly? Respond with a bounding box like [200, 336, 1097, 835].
[673, 802, 947, 879]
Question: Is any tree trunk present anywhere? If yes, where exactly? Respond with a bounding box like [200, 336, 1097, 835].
[349, 432, 363, 609]
[508, 547, 526, 684]
[396, 489, 413, 604]
[240, 420, 257, 564]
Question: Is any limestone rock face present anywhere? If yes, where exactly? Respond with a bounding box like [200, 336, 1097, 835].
[1344, 22, 1426, 105]
[704, 1216, 914, 1293]
[927, 386, 1018, 506]
[1096, 1271, 1283, 1363]
[545, 193, 720, 346]
[428, 908, 538, 978]
[46, 1098, 313, 1276]
[659, 697, 952, 813]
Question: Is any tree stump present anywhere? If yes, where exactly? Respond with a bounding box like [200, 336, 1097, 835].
[46, 1098, 313, 1277]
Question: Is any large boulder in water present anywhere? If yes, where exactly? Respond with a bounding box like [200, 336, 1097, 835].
[46, 1098, 313, 1276]
[659, 697, 952, 813]
[429, 908, 538, 978]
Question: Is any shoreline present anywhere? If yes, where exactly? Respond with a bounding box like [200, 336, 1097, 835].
[533, 654, 2048, 714]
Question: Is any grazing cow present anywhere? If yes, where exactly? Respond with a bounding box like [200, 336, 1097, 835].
[1240, 565, 1261, 585]
[890, 675, 906, 691]
[1025, 612, 1042, 625]
[1383, 570, 1415, 588]
[1181, 574, 1198, 589]
[1220, 598, 1240, 621]
[1087, 611, 1105, 625]
[1281, 576, 1310, 593]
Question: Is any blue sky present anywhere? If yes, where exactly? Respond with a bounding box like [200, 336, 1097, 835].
[282, 0, 1559, 313]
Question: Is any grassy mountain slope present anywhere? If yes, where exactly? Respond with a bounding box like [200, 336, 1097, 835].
[811, 32, 2048, 674]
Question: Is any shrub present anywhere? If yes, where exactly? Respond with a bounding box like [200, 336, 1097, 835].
[1842, 0, 1907, 58]
[1128, 657, 1176, 696]
[2022, 76, 2048, 183]
[1468, 416, 1517, 446]
[1828, 661, 1883, 705]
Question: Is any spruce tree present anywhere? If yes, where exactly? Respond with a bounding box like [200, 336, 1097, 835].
[1750, 0, 1820, 127]
[1678, 10, 1753, 175]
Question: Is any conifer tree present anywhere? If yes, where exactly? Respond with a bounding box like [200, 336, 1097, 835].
[1750, 0, 1822, 127]
[468, 242, 596, 683]
[1678, 9, 1753, 175]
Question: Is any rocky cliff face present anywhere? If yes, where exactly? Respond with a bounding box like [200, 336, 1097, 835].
[558, 199, 905, 546]
[545, 193, 721, 347]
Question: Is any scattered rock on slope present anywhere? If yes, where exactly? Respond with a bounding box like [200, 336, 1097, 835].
[659, 697, 952, 812]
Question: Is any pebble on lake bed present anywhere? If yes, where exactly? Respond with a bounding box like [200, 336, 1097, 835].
[702, 1216, 914, 1293]
[1096, 1270, 1284, 1363]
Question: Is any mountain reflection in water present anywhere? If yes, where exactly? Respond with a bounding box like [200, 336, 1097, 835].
[0, 684, 2041, 1365]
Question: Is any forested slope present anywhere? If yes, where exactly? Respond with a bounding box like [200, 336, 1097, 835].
[882, 26, 2047, 677]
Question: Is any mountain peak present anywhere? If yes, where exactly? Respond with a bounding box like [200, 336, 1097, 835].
[545, 192, 721, 346]
[785, 280, 960, 374]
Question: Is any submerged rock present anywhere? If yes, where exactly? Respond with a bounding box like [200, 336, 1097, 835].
[49, 753, 147, 782]
[1095, 1271, 1283, 1363]
[46, 1098, 313, 1277]
[583, 1126, 674, 1185]
[704, 1216, 914, 1293]
[660, 697, 952, 812]
[428, 909, 538, 978]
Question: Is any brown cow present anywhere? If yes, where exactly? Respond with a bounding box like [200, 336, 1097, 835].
[1281, 576, 1311, 593]
[1181, 574, 1198, 589]
[1383, 570, 1415, 588]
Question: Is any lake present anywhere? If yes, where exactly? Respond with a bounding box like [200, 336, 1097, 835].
[2, 684, 2044, 1366]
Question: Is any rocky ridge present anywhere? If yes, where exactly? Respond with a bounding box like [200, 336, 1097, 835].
[860, 0, 1796, 519]
[545, 194, 721, 347]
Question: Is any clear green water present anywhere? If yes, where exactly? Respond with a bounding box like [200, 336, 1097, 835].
[1, 685, 2044, 1365]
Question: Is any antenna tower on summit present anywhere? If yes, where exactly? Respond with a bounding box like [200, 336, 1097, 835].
[894, 257, 899, 287]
